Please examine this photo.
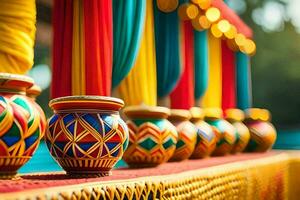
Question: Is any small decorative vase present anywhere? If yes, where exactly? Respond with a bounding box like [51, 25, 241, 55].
[0, 73, 43, 178]
[204, 108, 236, 156]
[225, 109, 250, 154]
[122, 105, 178, 167]
[168, 109, 197, 161]
[244, 108, 277, 152]
[26, 84, 47, 138]
[189, 107, 217, 159]
[45, 96, 128, 176]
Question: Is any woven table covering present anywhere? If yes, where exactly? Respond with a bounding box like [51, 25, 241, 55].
[1, 151, 299, 200]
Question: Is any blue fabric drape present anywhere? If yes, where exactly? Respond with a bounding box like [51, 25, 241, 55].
[194, 30, 209, 100]
[236, 52, 252, 109]
[154, 0, 182, 98]
[112, 0, 146, 88]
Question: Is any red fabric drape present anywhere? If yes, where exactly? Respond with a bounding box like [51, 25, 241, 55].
[51, 0, 73, 98]
[221, 40, 236, 110]
[170, 21, 195, 109]
[83, 1, 113, 96]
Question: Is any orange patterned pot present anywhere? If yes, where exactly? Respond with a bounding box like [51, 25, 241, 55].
[225, 109, 250, 154]
[0, 73, 43, 178]
[244, 108, 277, 152]
[190, 107, 217, 159]
[168, 109, 197, 161]
[204, 108, 236, 156]
[46, 96, 128, 176]
[123, 106, 178, 167]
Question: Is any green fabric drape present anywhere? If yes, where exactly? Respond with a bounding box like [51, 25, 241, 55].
[112, 0, 146, 88]
[154, 0, 182, 98]
[194, 30, 209, 100]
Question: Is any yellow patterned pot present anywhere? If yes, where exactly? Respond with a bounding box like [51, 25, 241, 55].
[123, 106, 178, 167]
[204, 108, 236, 156]
[189, 107, 217, 159]
[0, 73, 43, 178]
[168, 109, 197, 161]
[244, 108, 277, 152]
[225, 109, 250, 154]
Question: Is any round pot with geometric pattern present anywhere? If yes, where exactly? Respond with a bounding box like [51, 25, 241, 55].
[46, 96, 129, 176]
[122, 105, 178, 168]
[0, 73, 43, 179]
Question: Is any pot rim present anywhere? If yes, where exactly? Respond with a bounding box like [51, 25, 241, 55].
[49, 95, 124, 111]
[124, 105, 170, 119]
[0, 73, 34, 92]
[169, 109, 191, 121]
[26, 84, 42, 98]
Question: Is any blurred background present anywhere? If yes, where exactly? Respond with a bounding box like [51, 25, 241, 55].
[21, 0, 300, 173]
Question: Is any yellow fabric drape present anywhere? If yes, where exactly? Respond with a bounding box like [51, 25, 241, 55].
[118, 0, 157, 106]
[72, 0, 85, 95]
[0, 0, 36, 74]
[202, 32, 222, 108]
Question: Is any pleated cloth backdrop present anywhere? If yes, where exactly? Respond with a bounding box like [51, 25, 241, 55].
[112, 0, 145, 89]
[236, 52, 252, 110]
[170, 21, 195, 109]
[52, 0, 113, 98]
[194, 30, 209, 103]
[154, 1, 182, 100]
[221, 40, 236, 110]
[202, 32, 222, 108]
[118, 0, 157, 106]
[0, 0, 36, 74]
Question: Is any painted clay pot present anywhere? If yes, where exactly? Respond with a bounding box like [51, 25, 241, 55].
[123, 106, 178, 167]
[189, 107, 217, 159]
[225, 109, 250, 154]
[26, 84, 47, 138]
[204, 108, 236, 156]
[168, 109, 197, 161]
[46, 96, 129, 176]
[0, 73, 43, 178]
[244, 108, 277, 152]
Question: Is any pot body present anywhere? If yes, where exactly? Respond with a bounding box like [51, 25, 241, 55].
[231, 121, 250, 153]
[190, 120, 217, 159]
[244, 121, 277, 152]
[123, 118, 177, 167]
[207, 119, 236, 156]
[45, 96, 128, 176]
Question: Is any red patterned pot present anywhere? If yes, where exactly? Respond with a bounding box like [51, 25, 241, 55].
[26, 85, 47, 138]
[123, 106, 178, 167]
[168, 109, 197, 161]
[190, 107, 217, 159]
[46, 96, 128, 176]
[225, 109, 250, 154]
[244, 108, 277, 152]
[204, 108, 237, 156]
[0, 73, 43, 178]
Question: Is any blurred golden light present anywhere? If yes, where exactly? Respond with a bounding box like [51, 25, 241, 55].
[205, 7, 221, 23]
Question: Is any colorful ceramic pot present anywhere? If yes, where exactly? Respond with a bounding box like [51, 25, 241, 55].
[244, 108, 277, 152]
[26, 84, 47, 138]
[189, 107, 217, 159]
[0, 73, 43, 178]
[168, 109, 197, 161]
[204, 108, 236, 156]
[46, 96, 128, 176]
[123, 106, 178, 167]
[225, 109, 250, 154]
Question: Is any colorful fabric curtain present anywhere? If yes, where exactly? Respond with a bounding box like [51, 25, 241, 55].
[154, 0, 182, 99]
[202, 32, 222, 108]
[194, 30, 209, 102]
[221, 40, 236, 110]
[236, 52, 252, 110]
[170, 21, 195, 109]
[112, 0, 145, 88]
[52, 0, 113, 98]
[118, 0, 157, 106]
[0, 0, 36, 74]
